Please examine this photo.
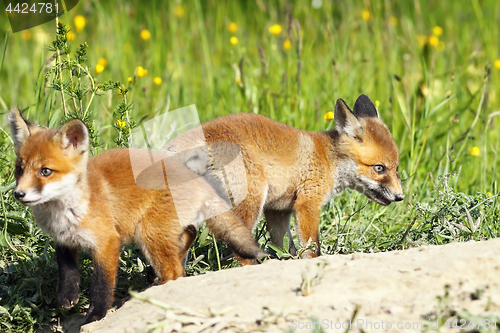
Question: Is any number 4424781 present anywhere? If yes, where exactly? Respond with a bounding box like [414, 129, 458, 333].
[443, 318, 497, 330]
[5, 2, 59, 14]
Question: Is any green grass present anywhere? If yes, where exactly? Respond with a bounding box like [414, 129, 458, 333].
[0, 0, 499, 331]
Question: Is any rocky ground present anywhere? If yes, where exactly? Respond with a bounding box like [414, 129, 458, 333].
[60, 238, 500, 332]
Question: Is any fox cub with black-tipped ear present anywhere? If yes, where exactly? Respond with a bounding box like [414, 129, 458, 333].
[166, 94, 404, 262]
[9, 108, 266, 324]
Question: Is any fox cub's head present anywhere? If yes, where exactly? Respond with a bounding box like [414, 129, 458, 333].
[334, 95, 404, 206]
[9, 108, 89, 206]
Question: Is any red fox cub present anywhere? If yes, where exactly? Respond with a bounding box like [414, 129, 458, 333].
[9, 108, 265, 324]
[166, 94, 404, 261]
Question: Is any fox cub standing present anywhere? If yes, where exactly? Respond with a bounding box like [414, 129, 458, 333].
[166, 94, 404, 261]
[9, 108, 265, 324]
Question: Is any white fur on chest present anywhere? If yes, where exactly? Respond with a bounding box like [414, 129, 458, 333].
[33, 194, 95, 250]
[322, 159, 358, 205]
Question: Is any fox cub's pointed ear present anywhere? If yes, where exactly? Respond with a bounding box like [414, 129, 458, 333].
[54, 119, 89, 155]
[334, 98, 363, 137]
[352, 94, 379, 118]
[9, 107, 40, 154]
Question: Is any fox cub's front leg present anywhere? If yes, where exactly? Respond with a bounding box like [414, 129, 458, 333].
[293, 196, 322, 258]
[56, 245, 80, 310]
[84, 236, 121, 324]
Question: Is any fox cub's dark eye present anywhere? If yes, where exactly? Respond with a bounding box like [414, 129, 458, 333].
[15, 166, 23, 176]
[40, 168, 53, 177]
[373, 165, 385, 174]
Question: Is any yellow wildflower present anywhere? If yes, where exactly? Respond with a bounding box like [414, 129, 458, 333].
[127, 77, 133, 83]
[227, 22, 238, 33]
[494, 59, 500, 70]
[74, 15, 86, 33]
[116, 119, 126, 128]
[324, 111, 334, 120]
[230, 36, 238, 45]
[283, 39, 292, 51]
[389, 16, 398, 26]
[136, 66, 148, 78]
[153, 77, 162, 85]
[469, 146, 480, 157]
[432, 26, 443, 36]
[95, 64, 104, 74]
[174, 5, 185, 18]
[361, 10, 371, 21]
[97, 57, 108, 67]
[21, 30, 32, 41]
[487, 192, 492, 197]
[140, 29, 151, 41]
[67, 31, 76, 41]
[420, 83, 429, 97]
[375, 100, 380, 108]
[428, 35, 439, 47]
[235, 77, 242, 84]
[268, 24, 282, 36]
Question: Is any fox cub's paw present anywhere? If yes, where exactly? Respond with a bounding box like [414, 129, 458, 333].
[57, 284, 80, 310]
[83, 304, 107, 324]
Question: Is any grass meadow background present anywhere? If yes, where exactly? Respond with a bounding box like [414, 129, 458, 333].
[0, 0, 499, 331]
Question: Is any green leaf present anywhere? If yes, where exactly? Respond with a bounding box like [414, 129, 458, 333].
[435, 234, 443, 244]
[0, 233, 9, 248]
[0, 182, 15, 193]
[198, 226, 210, 247]
[267, 244, 285, 259]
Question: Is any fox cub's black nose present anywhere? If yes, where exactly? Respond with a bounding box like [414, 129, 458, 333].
[13, 190, 26, 200]
[394, 194, 405, 202]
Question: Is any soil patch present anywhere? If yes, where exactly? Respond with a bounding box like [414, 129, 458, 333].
[62, 239, 500, 332]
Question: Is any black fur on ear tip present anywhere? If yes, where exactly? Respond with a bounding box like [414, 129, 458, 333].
[353, 94, 379, 118]
[335, 98, 351, 110]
